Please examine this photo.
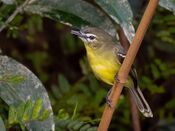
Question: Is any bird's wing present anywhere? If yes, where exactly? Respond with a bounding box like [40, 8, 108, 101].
[115, 45, 153, 118]
[115, 45, 138, 87]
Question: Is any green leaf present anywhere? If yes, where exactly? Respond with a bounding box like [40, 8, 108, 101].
[0, 116, 6, 131]
[159, 0, 175, 13]
[0, 75, 25, 85]
[149, 85, 165, 94]
[164, 98, 175, 109]
[17, 102, 26, 120]
[19, 122, 25, 131]
[0, 55, 54, 131]
[88, 75, 100, 93]
[67, 120, 80, 129]
[87, 127, 98, 131]
[58, 74, 70, 93]
[8, 106, 17, 125]
[51, 85, 63, 99]
[96, 0, 135, 43]
[150, 64, 160, 79]
[72, 121, 85, 130]
[1, 0, 15, 5]
[71, 102, 78, 119]
[79, 124, 91, 131]
[39, 109, 51, 121]
[32, 98, 43, 120]
[57, 109, 69, 120]
[24, 0, 117, 38]
[22, 100, 33, 122]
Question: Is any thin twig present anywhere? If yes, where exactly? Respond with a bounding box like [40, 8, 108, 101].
[98, 0, 159, 130]
[0, 0, 30, 32]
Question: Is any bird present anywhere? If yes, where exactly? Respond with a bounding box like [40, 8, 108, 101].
[71, 27, 153, 117]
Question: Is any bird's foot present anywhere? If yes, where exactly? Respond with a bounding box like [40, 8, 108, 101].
[106, 88, 113, 108]
[115, 74, 120, 82]
[115, 74, 125, 84]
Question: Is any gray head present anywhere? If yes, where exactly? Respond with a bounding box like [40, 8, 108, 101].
[71, 27, 115, 49]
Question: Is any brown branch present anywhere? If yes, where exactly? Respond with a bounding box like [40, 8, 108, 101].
[129, 92, 141, 131]
[118, 27, 141, 131]
[98, 0, 159, 130]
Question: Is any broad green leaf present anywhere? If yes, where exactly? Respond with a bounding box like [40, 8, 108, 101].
[0, 116, 6, 131]
[24, 0, 117, 38]
[96, 0, 135, 43]
[32, 98, 43, 120]
[0, 55, 54, 131]
[159, 0, 175, 14]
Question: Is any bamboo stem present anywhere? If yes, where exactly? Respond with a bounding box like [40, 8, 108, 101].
[98, 0, 159, 130]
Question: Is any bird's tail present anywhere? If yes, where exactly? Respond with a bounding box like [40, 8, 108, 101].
[129, 87, 153, 117]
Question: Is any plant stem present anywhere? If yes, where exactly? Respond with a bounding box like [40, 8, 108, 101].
[118, 26, 141, 131]
[130, 92, 141, 131]
[98, 0, 159, 130]
[0, 0, 30, 32]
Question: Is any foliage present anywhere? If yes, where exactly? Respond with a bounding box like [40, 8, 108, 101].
[7, 99, 51, 130]
[55, 108, 98, 131]
[0, 56, 54, 130]
[0, 0, 175, 131]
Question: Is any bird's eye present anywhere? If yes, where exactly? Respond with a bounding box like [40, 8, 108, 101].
[88, 35, 96, 40]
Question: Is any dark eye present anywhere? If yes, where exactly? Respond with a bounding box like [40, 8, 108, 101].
[89, 35, 96, 40]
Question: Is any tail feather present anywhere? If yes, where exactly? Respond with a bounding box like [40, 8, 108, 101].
[129, 87, 153, 118]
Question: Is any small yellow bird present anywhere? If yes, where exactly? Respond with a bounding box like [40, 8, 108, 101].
[71, 27, 153, 117]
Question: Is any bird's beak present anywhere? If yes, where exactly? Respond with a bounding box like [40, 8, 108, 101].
[71, 28, 87, 39]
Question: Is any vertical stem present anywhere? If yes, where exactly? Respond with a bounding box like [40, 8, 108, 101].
[98, 0, 159, 130]
[130, 92, 141, 131]
[119, 27, 141, 131]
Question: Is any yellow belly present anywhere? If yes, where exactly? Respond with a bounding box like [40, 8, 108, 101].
[86, 49, 119, 85]
[91, 63, 118, 85]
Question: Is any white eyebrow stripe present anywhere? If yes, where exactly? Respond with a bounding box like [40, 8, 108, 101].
[86, 33, 97, 38]
[118, 53, 126, 58]
[84, 33, 97, 43]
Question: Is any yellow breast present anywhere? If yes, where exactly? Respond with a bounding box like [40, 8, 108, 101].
[86, 46, 120, 85]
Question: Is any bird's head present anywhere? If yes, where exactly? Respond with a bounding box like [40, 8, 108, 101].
[71, 27, 114, 50]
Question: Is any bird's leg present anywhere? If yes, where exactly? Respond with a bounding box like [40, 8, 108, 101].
[106, 74, 123, 107]
[114, 73, 120, 83]
[106, 88, 112, 107]
[106, 74, 121, 107]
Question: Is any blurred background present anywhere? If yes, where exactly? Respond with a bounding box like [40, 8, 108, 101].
[1, 0, 175, 131]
